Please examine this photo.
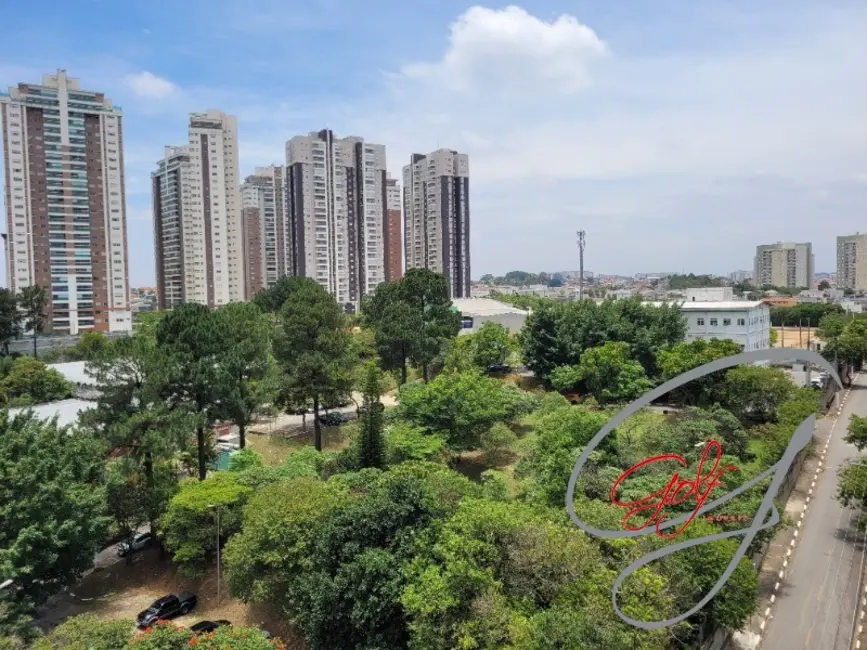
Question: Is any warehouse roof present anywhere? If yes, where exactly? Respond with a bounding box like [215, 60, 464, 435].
[452, 298, 529, 316]
[646, 300, 766, 311]
[47, 361, 93, 385]
[8, 398, 97, 428]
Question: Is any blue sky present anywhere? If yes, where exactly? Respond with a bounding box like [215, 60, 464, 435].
[2, 0, 866, 286]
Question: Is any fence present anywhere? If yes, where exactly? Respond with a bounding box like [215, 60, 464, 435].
[7, 330, 130, 355]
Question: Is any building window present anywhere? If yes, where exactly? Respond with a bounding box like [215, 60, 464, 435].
[709, 318, 718, 326]
[696, 318, 705, 326]
[737, 318, 746, 326]
[723, 318, 731, 326]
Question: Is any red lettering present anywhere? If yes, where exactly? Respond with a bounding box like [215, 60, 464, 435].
[611, 440, 739, 539]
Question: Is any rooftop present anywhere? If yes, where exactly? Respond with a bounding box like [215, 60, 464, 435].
[646, 300, 766, 310]
[48, 361, 93, 385]
[8, 399, 97, 428]
[452, 298, 529, 316]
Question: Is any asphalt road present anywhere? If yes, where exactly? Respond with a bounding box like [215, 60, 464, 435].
[761, 374, 867, 650]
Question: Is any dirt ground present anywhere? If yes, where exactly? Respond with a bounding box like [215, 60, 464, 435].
[773, 326, 822, 349]
[34, 548, 305, 649]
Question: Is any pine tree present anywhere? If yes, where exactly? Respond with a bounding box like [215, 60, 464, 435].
[358, 362, 384, 468]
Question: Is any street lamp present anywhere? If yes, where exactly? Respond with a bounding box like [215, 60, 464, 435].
[207, 505, 221, 604]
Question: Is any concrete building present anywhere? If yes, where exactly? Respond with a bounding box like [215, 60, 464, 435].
[685, 287, 733, 302]
[729, 270, 752, 283]
[153, 111, 245, 309]
[452, 298, 528, 335]
[240, 166, 288, 299]
[286, 129, 387, 311]
[650, 300, 771, 351]
[1, 70, 132, 333]
[403, 149, 471, 299]
[837, 233, 867, 292]
[384, 174, 402, 282]
[754, 242, 814, 289]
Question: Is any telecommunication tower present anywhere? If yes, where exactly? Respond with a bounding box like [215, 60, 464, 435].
[577, 230, 586, 301]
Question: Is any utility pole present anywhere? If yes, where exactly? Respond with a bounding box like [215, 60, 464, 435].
[806, 319, 812, 386]
[577, 230, 586, 301]
[208, 505, 222, 604]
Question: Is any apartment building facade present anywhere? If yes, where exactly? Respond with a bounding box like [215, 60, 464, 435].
[837, 233, 867, 292]
[403, 149, 471, 298]
[1, 70, 131, 333]
[286, 129, 387, 311]
[153, 110, 245, 308]
[384, 174, 402, 282]
[754, 241, 814, 288]
[241, 166, 288, 299]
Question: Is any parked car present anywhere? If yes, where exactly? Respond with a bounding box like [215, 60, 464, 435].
[318, 412, 347, 427]
[136, 592, 197, 628]
[190, 620, 231, 635]
[486, 363, 512, 374]
[117, 531, 153, 557]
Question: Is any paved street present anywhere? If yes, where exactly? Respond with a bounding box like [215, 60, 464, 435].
[761, 375, 867, 650]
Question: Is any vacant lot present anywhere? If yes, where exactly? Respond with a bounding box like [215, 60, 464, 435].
[773, 326, 822, 349]
[34, 547, 304, 649]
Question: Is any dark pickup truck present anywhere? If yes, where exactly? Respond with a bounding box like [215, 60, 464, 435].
[137, 592, 197, 628]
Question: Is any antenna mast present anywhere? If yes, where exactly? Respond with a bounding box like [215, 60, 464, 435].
[577, 230, 586, 301]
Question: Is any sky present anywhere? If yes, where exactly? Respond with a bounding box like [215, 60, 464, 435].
[1, 0, 866, 286]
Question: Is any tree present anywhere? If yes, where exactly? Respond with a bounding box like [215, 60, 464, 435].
[161, 472, 252, 576]
[818, 280, 831, 291]
[0, 412, 109, 637]
[70, 331, 109, 361]
[30, 614, 133, 650]
[156, 303, 232, 479]
[83, 327, 189, 535]
[216, 302, 273, 449]
[358, 362, 385, 468]
[274, 278, 354, 451]
[720, 365, 795, 423]
[657, 338, 743, 406]
[17, 285, 47, 359]
[0, 288, 22, 356]
[845, 414, 867, 451]
[0, 357, 74, 406]
[838, 459, 867, 509]
[396, 370, 529, 452]
[471, 321, 512, 368]
[104, 460, 150, 565]
[551, 341, 652, 404]
[769, 328, 778, 346]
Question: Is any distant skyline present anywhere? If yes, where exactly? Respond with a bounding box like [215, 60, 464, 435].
[2, 0, 866, 287]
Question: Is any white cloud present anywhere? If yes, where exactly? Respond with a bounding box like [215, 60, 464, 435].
[123, 71, 177, 99]
[400, 6, 607, 95]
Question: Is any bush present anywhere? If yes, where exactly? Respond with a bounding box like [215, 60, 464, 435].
[385, 421, 446, 465]
[0, 357, 74, 405]
[30, 614, 133, 650]
[480, 422, 518, 459]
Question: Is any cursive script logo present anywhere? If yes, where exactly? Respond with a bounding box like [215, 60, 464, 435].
[611, 439, 739, 539]
[566, 348, 842, 630]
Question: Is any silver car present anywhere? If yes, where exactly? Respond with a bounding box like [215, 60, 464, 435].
[117, 531, 153, 557]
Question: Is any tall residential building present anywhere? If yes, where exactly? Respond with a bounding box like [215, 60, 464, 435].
[402, 149, 471, 298]
[153, 110, 245, 308]
[384, 174, 402, 282]
[753, 241, 814, 288]
[1, 70, 131, 333]
[286, 129, 387, 311]
[241, 166, 288, 299]
[837, 233, 867, 292]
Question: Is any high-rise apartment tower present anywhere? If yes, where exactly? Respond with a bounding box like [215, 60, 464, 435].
[1, 70, 131, 333]
[285, 129, 387, 311]
[153, 110, 245, 308]
[753, 241, 814, 289]
[241, 166, 289, 299]
[402, 149, 470, 298]
[837, 233, 867, 292]
[384, 174, 402, 282]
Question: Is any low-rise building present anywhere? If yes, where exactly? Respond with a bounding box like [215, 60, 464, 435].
[685, 287, 733, 302]
[648, 300, 771, 351]
[452, 298, 529, 335]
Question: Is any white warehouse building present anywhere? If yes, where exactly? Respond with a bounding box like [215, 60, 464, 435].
[452, 298, 529, 335]
[650, 300, 770, 351]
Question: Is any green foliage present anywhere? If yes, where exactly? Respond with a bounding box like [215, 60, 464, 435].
[720, 365, 794, 423]
[769, 328, 778, 346]
[657, 338, 743, 406]
[65, 331, 110, 361]
[128, 621, 193, 648]
[358, 362, 385, 468]
[821, 316, 867, 365]
[397, 370, 532, 451]
[845, 414, 867, 451]
[519, 298, 686, 381]
[384, 421, 446, 465]
[0, 289, 22, 356]
[0, 357, 74, 406]
[838, 458, 867, 508]
[17, 285, 47, 358]
[216, 302, 274, 449]
[252, 275, 302, 315]
[480, 422, 517, 459]
[274, 278, 354, 451]
[480, 469, 510, 501]
[161, 472, 252, 576]
[666, 273, 725, 289]
[771, 303, 843, 326]
[552, 341, 653, 404]
[228, 448, 265, 472]
[471, 322, 513, 368]
[29, 614, 133, 650]
[156, 303, 233, 480]
[0, 412, 109, 635]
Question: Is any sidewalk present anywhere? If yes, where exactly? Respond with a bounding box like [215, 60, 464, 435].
[729, 392, 843, 650]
